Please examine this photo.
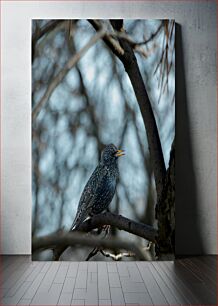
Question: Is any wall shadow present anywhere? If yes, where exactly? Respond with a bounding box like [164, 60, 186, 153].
[175, 24, 205, 256]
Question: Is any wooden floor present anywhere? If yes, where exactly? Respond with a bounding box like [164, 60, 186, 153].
[0, 256, 216, 305]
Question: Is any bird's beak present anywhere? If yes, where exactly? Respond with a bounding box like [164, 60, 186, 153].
[115, 149, 125, 157]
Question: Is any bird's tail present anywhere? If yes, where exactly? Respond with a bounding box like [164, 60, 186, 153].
[71, 217, 84, 231]
[71, 208, 87, 231]
[71, 216, 79, 231]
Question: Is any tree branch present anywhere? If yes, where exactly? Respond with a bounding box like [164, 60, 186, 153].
[32, 28, 105, 121]
[32, 231, 149, 261]
[89, 19, 166, 200]
[52, 212, 157, 260]
[109, 22, 163, 48]
[78, 212, 157, 242]
[88, 20, 124, 59]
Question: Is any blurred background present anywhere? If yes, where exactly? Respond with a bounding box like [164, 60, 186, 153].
[32, 19, 175, 260]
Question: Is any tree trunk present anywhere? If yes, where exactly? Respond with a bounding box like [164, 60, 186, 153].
[155, 140, 175, 259]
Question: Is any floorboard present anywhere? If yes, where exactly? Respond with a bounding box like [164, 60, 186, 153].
[0, 255, 216, 305]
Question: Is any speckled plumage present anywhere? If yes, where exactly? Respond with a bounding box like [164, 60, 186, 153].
[71, 144, 123, 230]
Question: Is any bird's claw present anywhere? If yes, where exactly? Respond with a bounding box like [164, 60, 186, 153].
[102, 224, 111, 235]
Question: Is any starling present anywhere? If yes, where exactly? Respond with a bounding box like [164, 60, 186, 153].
[71, 144, 125, 230]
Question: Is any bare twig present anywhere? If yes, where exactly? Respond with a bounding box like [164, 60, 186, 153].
[32, 232, 149, 260]
[136, 22, 163, 46]
[32, 29, 105, 121]
[110, 22, 163, 48]
[88, 21, 161, 61]
[88, 20, 124, 58]
[85, 247, 99, 261]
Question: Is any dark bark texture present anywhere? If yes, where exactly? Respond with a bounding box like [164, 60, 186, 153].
[155, 140, 175, 258]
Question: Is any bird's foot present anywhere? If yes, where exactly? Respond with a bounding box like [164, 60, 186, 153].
[102, 224, 111, 236]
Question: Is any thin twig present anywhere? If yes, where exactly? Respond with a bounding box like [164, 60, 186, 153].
[88, 20, 124, 59]
[110, 22, 163, 47]
[32, 29, 105, 121]
[32, 20, 64, 44]
[32, 20, 65, 61]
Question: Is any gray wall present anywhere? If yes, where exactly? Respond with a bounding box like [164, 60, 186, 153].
[1, 1, 217, 254]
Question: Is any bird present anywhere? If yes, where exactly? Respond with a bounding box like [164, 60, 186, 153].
[71, 144, 125, 231]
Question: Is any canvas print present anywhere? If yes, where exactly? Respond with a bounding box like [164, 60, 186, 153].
[32, 19, 175, 261]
